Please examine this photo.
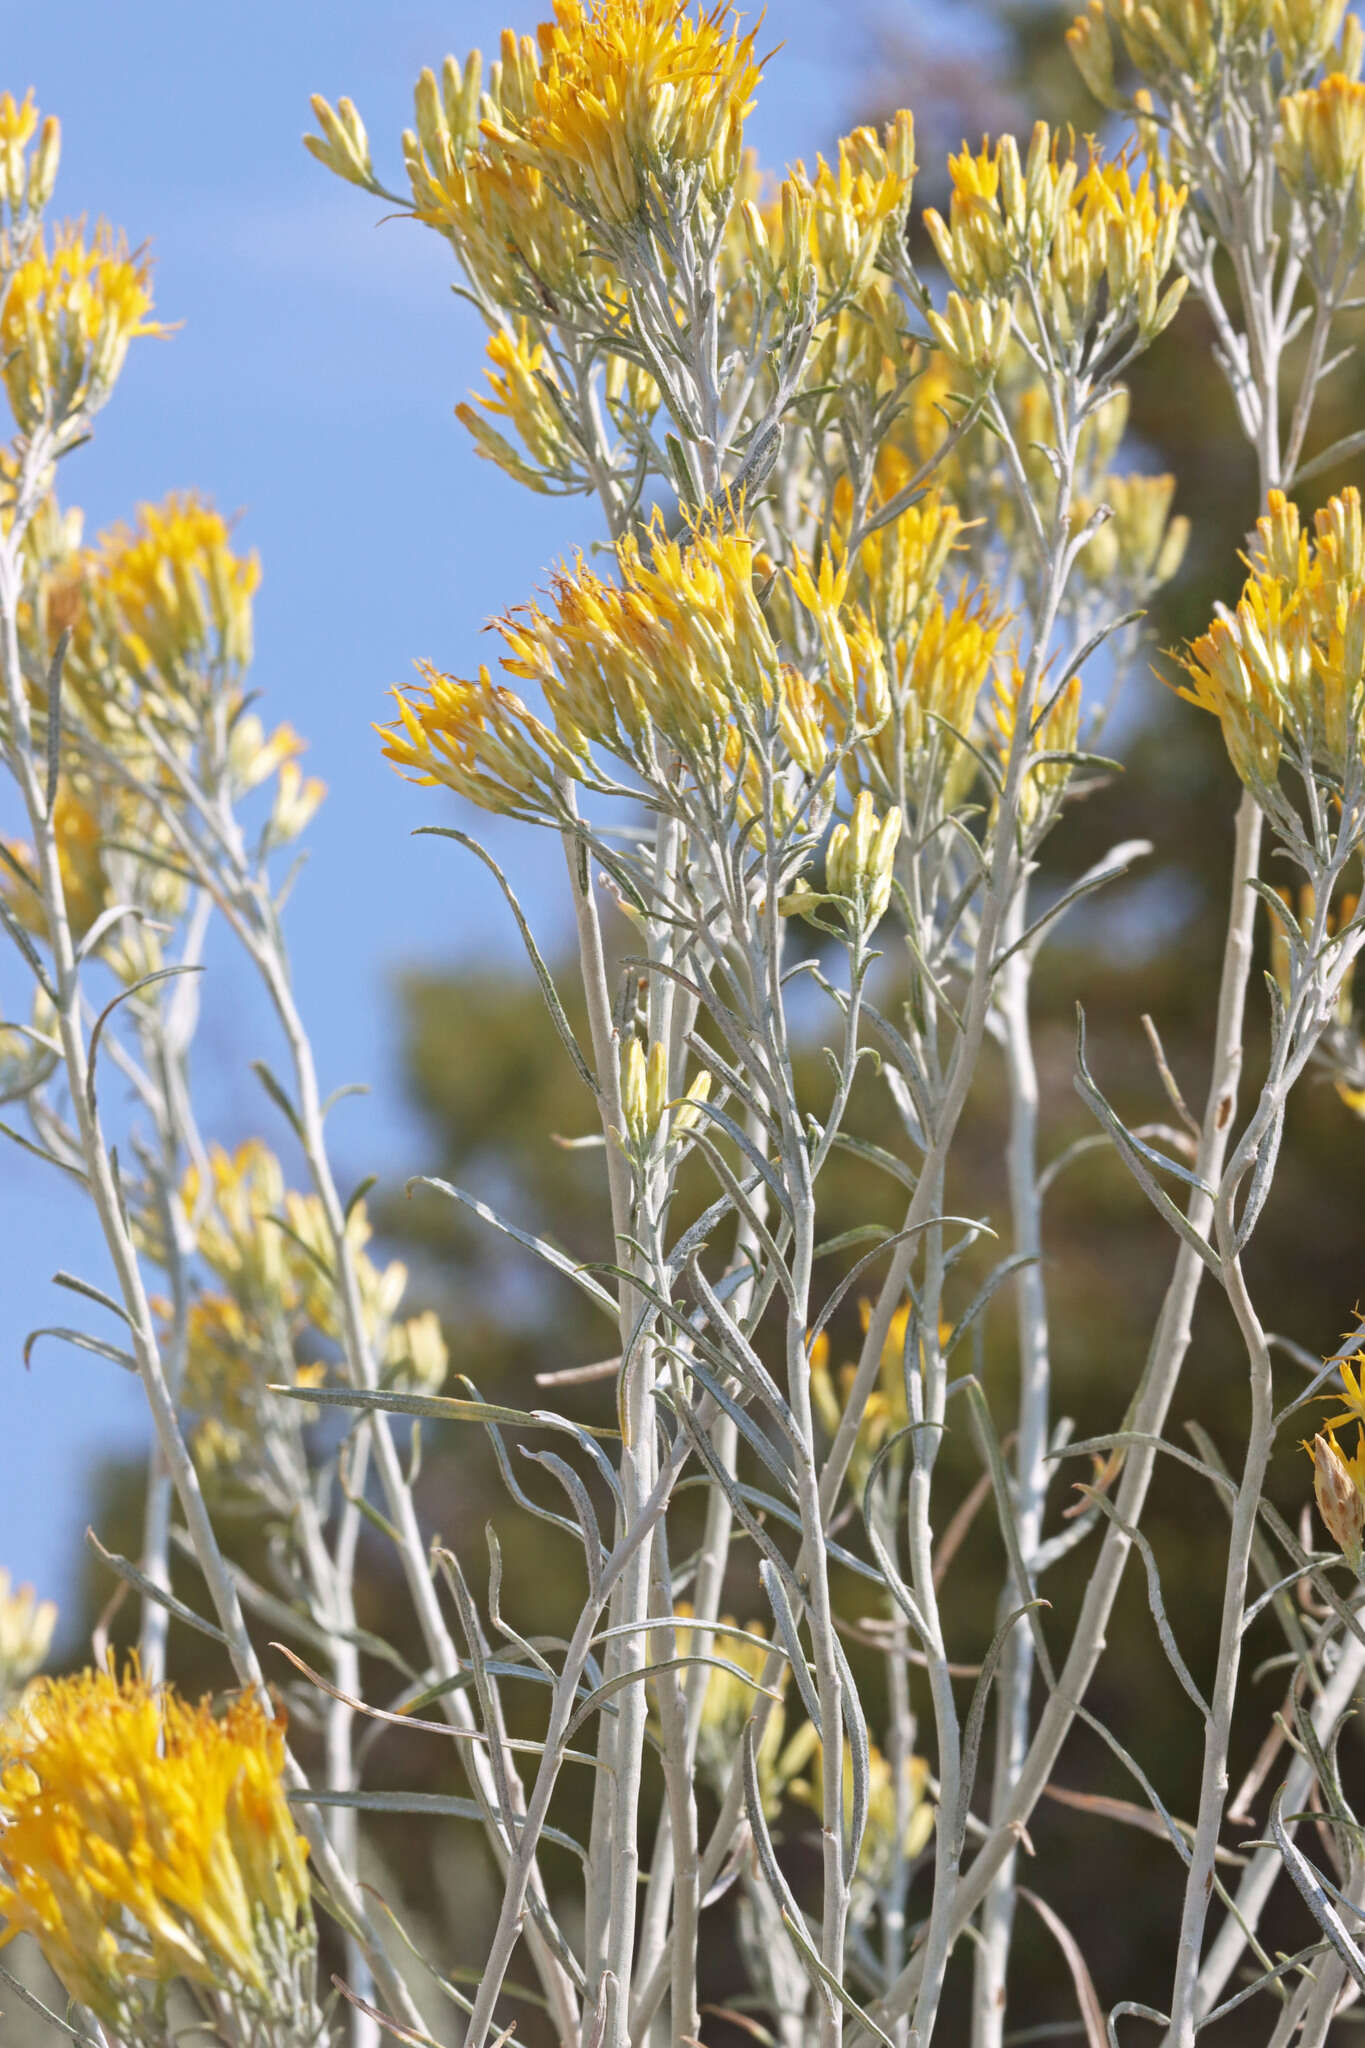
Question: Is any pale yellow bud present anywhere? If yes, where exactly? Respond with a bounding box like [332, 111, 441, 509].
[387, 1309, 449, 1395]
[1310, 1431, 1365, 1573]
[889, 108, 917, 185]
[672, 1069, 712, 1138]
[999, 133, 1025, 228]
[26, 115, 60, 215]
[1268, 888, 1296, 1004]
[1274, 0, 1348, 73]
[413, 67, 449, 171]
[0, 1569, 56, 1699]
[305, 93, 374, 189]
[452, 50, 484, 147]
[621, 1036, 664, 1151]
[1343, 10, 1365, 80]
[646, 1040, 668, 1135]
[1067, 3, 1121, 110]
[925, 292, 1010, 383]
[826, 824, 851, 900]
[1144, 273, 1189, 342]
[827, 793, 902, 932]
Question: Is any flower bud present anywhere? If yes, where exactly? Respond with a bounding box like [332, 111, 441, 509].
[414, 67, 450, 171]
[0, 1570, 56, 1703]
[1067, 3, 1121, 111]
[999, 132, 1025, 229]
[305, 93, 375, 189]
[671, 1069, 712, 1139]
[25, 115, 60, 215]
[1309, 1430, 1365, 1573]
[827, 792, 903, 933]
[620, 1037, 668, 1152]
[889, 107, 917, 185]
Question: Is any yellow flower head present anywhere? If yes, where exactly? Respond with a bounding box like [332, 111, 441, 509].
[1175, 487, 1365, 793]
[0, 90, 39, 154]
[823, 790, 903, 931]
[495, 0, 765, 227]
[1318, 1351, 1365, 1435]
[808, 1306, 955, 1494]
[0, 220, 166, 434]
[2, 786, 101, 942]
[388, 40, 594, 312]
[1071, 0, 1348, 116]
[1069, 0, 1280, 101]
[0, 1669, 315, 2036]
[841, 472, 967, 649]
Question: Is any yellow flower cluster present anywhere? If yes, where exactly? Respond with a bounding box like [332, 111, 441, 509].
[787, 1725, 935, 1886]
[0, 221, 165, 435]
[993, 661, 1084, 828]
[1068, 0, 1344, 104]
[826, 791, 903, 928]
[381, 660, 585, 817]
[1077, 471, 1190, 591]
[1, 775, 189, 979]
[845, 476, 965, 644]
[1278, 72, 1365, 211]
[620, 1036, 715, 1154]
[785, 790, 904, 934]
[850, 570, 1009, 815]
[924, 127, 1187, 360]
[0, 89, 59, 229]
[56, 494, 324, 846]
[810, 1303, 920, 1494]
[744, 113, 917, 308]
[1175, 487, 1365, 793]
[0, 1669, 314, 2037]
[656, 1609, 811, 1815]
[662, 1598, 936, 1877]
[728, 114, 918, 409]
[93, 493, 259, 698]
[0, 1570, 55, 1705]
[392, 39, 595, 311]
[173, 1142, 447, 1462]
[382, 513, 888, 815]
[484, 0, 763, 228]
[456, 321, 586, 492]
[315, 0, 762, 320]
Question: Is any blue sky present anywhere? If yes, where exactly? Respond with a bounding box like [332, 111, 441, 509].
[0, 0, 987, 1632]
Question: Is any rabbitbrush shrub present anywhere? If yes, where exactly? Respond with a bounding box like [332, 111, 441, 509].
[8, 4, 1365, 2043]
